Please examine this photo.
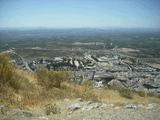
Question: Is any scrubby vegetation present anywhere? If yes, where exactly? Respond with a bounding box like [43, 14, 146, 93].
[0, 54, 160, 108]
[37, 69, 70, 89]
[118, 89, 133, 99]
[0, 54, 98, 107]
[0, 54, 33, 91]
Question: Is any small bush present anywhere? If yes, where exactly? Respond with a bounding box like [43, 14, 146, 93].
[45, 104, 60, 115]
[37, 69, 70, 89]
[75, 81, 99, 102]
[0, 54, 15, 86]
[118, 89, 133, 99]
[0, 54, 33, 92]
[147, 92, 156, 97]
[136, 91, 146, 97]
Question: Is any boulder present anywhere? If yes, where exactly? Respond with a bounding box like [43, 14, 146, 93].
[124, 104, 137, 109]
[95, 81, 104, 87]
[154, 75, 160, 85]
[68, 103, 81, 111]
[108, 79, 126, 89]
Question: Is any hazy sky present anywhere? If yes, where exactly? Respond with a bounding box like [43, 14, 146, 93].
[0, 0, 160, 28]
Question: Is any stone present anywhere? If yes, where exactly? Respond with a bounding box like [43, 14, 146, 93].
[64, 98, 69, 102]
[95, 81, 104, 87]
[86, 101, 92, 105]
[0, 104, 9, 115]
[68, 103, 81, 111]
[100, 103, 107, 108]
[108, 79, 125, 89]
[15, 111, 33, 117]
[82, 102, 101, 112]
[92, 103, 101, 108]
[38, 116, 49, 120]
[86, 106, 94, 111]
[146, 103, 158, 110]
[137, 104, 145, 109]
[154, 75, 160, 84]
[114, 106, 120, 109]
[76, 98, 83, 102]
[124, 104, 137, 109]
[45, 104, 60, 115]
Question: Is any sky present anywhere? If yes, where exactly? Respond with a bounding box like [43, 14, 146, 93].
[0, 0, 160, 28]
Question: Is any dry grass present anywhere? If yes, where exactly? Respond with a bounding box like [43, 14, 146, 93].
[61, 81, 99, 102]
[15, 69, 36, 83]
[0, 54, 34, 92]
[118, 89, 133, 99]
[60, 81, 160, 105]
[37, 69, 71, 89]
[0, 54, 15, 85]
[0, 54, 160, 108]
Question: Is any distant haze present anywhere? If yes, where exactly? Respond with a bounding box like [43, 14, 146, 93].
[0, 0, 160, 28]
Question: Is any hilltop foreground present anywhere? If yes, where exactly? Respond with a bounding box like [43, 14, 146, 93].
[1, 99, 160, 120]
[0, 54, 160, 120]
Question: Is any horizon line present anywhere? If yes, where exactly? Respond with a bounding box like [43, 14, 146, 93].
[0, 26, 160, 30]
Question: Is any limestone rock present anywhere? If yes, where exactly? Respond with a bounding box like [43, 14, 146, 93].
[108, 79, 126, 89]
[68, 103, 81, 111]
